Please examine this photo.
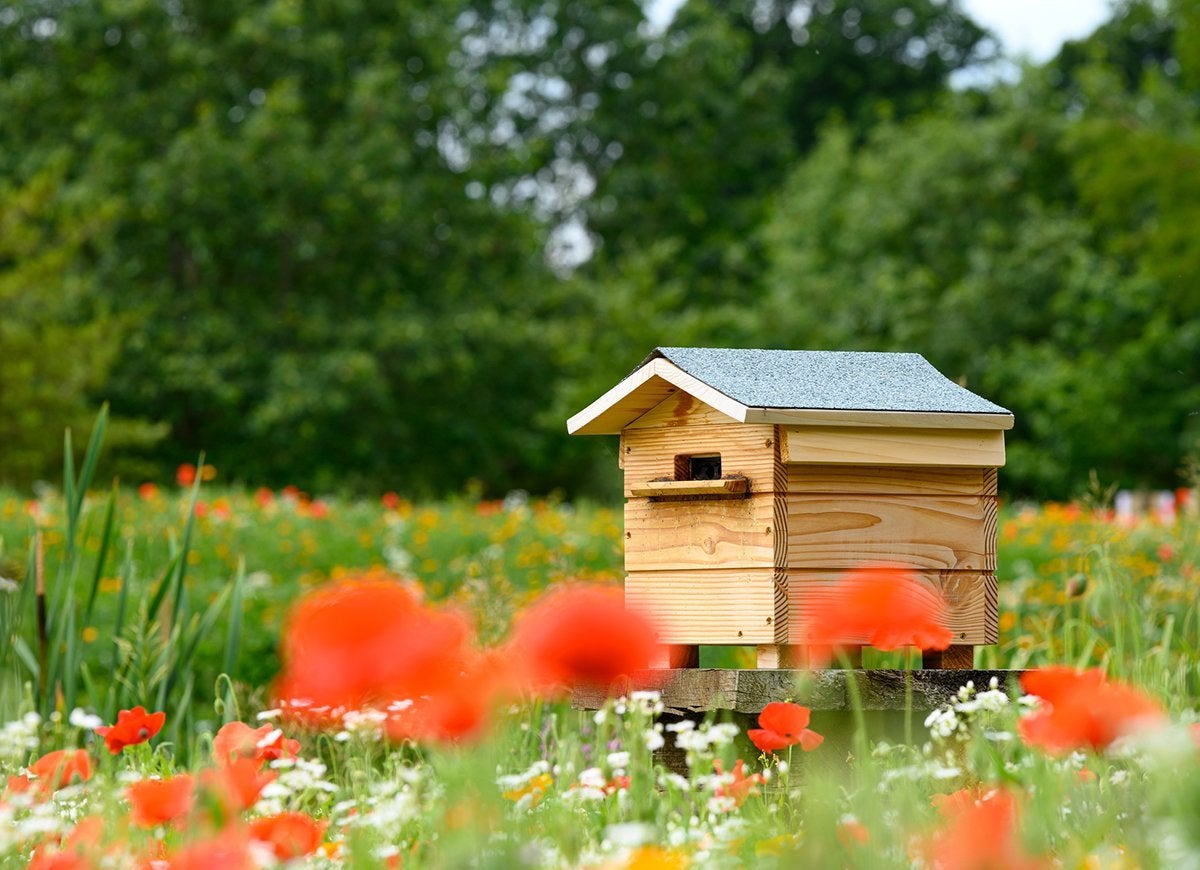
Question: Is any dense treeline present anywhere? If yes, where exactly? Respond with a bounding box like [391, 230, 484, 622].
[1, 0, 1197, 498]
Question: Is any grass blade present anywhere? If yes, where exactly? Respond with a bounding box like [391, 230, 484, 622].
[83, 482, 118, 627]
[222, 558, 245, 679]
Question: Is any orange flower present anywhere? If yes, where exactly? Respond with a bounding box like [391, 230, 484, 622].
[247, 812, 326, 861]
[200, 757, 276, 812]
[176, 464, 196, 486]
[126, 774, 195, 827]
[211, 721, 299, 766]
[380, 491, 401, 510]
[711, 758, 762, 807]
[254, 487, 275, 508]
[508, 585, 658, 695]
[29, 749, 93, 791]
[836, 818, 870, 848]
[137, 482, 159, 501]
[1018, 667, 1164, 753]
[274, 576, 474, 714]
[95, 706, 166, 754]
[925, 787, 1046, 869]
[803, 565, 952, 655]
[747, 702, 823, 754]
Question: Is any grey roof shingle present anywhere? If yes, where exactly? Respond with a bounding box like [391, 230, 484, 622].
[642, 347, 1011, 415]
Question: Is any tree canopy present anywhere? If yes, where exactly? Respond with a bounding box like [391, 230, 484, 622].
[1, 0, 1197, 498]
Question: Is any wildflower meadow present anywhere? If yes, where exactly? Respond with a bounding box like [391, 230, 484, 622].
[1, 416, 1199, 867]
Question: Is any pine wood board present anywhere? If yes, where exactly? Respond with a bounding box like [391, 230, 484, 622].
[622, 422, 777, 497]
[627, 389, 740, 429]
[785, 493, 997, 571]
[787, 465, 998, 496]
[569, 358, 750, 435]
[745, 407, 1014, 430]
[629, 478, 748, 498]
[625, 568, 783, 644]
[624, 495, 777, 571]
[784, 569, 998, 646]
[782, 426, 1005, 468]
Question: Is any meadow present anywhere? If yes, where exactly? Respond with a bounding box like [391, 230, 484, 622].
[0, 433, 1198, 867]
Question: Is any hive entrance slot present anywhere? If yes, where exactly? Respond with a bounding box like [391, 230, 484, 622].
[677, 454, 721, 481]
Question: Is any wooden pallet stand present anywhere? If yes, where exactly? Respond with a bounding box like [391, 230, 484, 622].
[569, 347, 1014, 667]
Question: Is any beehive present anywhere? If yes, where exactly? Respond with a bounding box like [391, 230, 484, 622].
[568, 347, 1013, 668]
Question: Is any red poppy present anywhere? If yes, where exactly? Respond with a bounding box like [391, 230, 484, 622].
[167, 829, 256, 870]
[212, 721, 299, 766]
[711, 759, 762, 807]
[95, 706, 166, 754]
[931, 785, 993, 820]
[29, 749, 93, 791]
[176, 464, 197, 486]
[254, 487, 275, 508]
[1018, 667, 1164, 753]
[384, 655, 505, 744]
[126, 774, 195, 827]
[837, 818, 869, 848]
[247, 812, 326, 861]
[381, 491, 401, 510]
[137, 482, 159, 501]
[200, 757, 275, 812]
[273, 576, 474, 714]
[747, 702, 824, 754]
[508, 585, 659, 695]
[925, 787, 1046, 869]
[28, 816, 105, 869]
[803, 565, 952, 656]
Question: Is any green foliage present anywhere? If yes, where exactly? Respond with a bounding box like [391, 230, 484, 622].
[1, 0, 1198, 497]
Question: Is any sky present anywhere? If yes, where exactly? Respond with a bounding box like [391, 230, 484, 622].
[960, 0, 1113, 63]
[648, 0, 1115, 68]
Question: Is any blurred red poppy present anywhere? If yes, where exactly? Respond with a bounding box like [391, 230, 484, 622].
[168, 829, 256, 870]
[127, 774, 195, 827]
[95, 706, 166, 754]
[200, 757, 275, 812]
[712, 759, 762, 807]
[29, 749, 93, 791]
[508, 584, 658, 695]
[28, 816, 106, 869]
[1018, 667, 1164, 753]
[747, 702, 823, 754]
[248, 812, 326, 861]
[137, 482, 159, 501]
[803, 565, 952, 657]
[925, 786, 1046, 869]
[212, 721, 299, 766]
[274, 576, 473, 714]
[175, 464, 196, 486]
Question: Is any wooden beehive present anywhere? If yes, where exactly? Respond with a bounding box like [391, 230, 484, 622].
[568, 347, 1014, 669]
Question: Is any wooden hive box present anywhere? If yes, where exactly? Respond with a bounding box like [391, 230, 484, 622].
[568, 347, 1014, 669]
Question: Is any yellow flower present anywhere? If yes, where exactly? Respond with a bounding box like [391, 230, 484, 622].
[502, 772, 553, 806]
[81, 626, 99, 643]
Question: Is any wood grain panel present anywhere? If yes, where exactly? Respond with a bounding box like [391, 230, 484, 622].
[782, 426, 1005, 468]
[625, 495, 775, 571]
[627, 390, 740, 429]
[623, 423, 777, 496]
[784, 570, 997, 646]
[787, 465, 996, 496]
[625, 568, 780, 644]
[786, 494, 997, 571]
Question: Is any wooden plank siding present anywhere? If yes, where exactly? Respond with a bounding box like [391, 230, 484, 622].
[625, 568, 781, 645]
[785, 492, 998, 572]
[784, 570, 998, 646]
[624, 494, 776, 571]
[782, 426, 1005, 467]
[621, 422, 777, 497]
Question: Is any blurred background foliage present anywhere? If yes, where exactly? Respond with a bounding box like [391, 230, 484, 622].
[1, 0, 1198, 499]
